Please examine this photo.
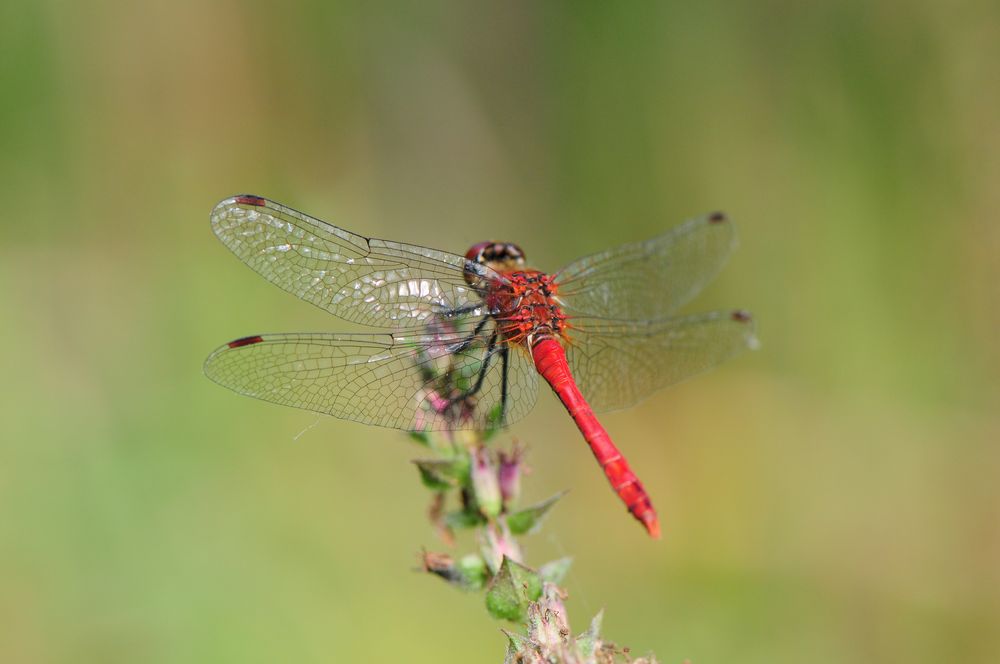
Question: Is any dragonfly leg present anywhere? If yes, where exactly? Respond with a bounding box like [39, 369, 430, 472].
[445, 314, 492, 355]
[444, 328, 500, 420]
[455, 329, 498, 399]
[439, 303, 487, 319]
[450, 336, 508, 428]
[498, 344, 510, 426]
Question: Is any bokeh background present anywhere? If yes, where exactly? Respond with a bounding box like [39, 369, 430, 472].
[2, 1, 998, 662]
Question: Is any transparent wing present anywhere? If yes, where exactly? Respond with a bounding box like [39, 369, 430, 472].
[554, 212, 737, 321]
[203, 328, 539, 431]
[565, 310, 757, 412]
[211, 195, 503, 329]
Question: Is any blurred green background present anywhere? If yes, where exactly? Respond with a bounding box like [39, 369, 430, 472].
[2, 1, 998, 662]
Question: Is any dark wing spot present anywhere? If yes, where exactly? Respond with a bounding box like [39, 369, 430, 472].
[730, 310, 752, 323]
[227, 335, 264, 348]
[708, 211, 727, 224]
[234, 195, 267, 207]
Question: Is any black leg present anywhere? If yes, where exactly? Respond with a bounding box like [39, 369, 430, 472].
[498, 345, 510, 426]
[439, 303, 487, 319]
[415, 313, 493, 383]
[447, 315, 492, 355]
[455, 329, 498, 400]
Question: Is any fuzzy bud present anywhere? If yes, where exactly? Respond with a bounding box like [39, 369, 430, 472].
[498, 445, 523, 506]
[471, 446, 502, 518]
[527, 583, 570, 651]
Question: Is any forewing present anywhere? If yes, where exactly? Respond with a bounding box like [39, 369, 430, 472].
[211, 195, 501, 329]
[555, 213, 737, 321]
[565, 311, 757, 412]
[203, 331, 538, 431]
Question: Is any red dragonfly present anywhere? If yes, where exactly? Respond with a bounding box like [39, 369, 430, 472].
[205, 195, 756, 538]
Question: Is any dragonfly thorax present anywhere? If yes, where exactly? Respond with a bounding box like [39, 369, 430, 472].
[488, 270, 568, 346]
[463, 242, 567, 344]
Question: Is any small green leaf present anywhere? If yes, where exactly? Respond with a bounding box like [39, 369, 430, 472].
[444, 508, 485, 530]
[485, 556, 543, 623]
[501, 629, 535, 659]
[505, 491, 567, 535]
[423, 552, 490, 591]
[408, 430, 431, 447]
[413, 461, 452, 490]
[456, 554, 489, 591]
[538, 557, 573, 585]
[576, 609, 604, 657]
[412, 458, 467, 491]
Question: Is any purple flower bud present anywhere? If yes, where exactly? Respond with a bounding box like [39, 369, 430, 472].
[471, 446, 502, 517]
[498, 444, 523, 506]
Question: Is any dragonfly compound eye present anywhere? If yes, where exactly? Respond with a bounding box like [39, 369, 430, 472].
[464, 241, 526, 273]
[465, 241, 493, 265]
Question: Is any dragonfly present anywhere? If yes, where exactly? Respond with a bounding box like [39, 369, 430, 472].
[204, 194, 757, 538]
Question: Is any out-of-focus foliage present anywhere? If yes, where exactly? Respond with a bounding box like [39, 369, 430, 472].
[1, 1, 998, 662]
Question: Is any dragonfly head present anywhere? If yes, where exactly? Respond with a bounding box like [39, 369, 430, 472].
[464, 241, 525, 283]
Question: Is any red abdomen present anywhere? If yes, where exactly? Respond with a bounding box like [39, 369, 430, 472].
[531, 337, 660, 538]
